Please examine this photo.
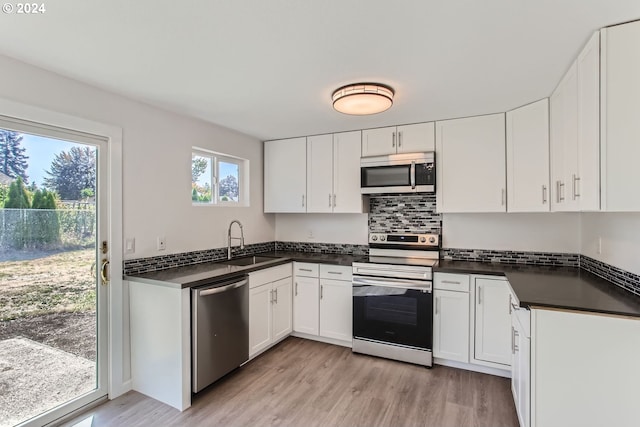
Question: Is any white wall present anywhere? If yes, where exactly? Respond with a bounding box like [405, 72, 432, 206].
[0, 54, 275, 260]
[581, 212, 640, 275]
[275, 213, 368, 245]
[442, 212, 581, 253]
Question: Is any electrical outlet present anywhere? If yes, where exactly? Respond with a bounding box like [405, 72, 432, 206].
[157, 236, 166, 251]
[597, 237, 602, 255]
[125, 237, 135, 254]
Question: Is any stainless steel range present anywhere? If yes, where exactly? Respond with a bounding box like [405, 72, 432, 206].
[352, 233, 439, 367]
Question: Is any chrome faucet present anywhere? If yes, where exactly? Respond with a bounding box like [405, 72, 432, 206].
[227, 220, 245, 259]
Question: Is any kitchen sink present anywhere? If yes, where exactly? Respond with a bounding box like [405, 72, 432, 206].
[224, 255, 279, 266]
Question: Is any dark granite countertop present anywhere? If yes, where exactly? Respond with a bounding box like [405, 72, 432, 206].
[436, 260, 640, 318]
[125, 251, 364, 289]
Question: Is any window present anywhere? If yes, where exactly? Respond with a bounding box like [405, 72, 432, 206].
[191, 149, 248, 206]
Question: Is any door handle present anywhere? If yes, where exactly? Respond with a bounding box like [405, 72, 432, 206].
[477, 287, 482, 305]
[333, 194, 336, 208]
[392, 132, 396, 148]
[542, 185, 547, 204]
[295, 282, 298, 296]
[302, 194, 305, 207]
[435, 296, 439, 315]
[274, 288, 278, 304]
[559, 181, 565, 202]
[398, 131, 402, 148]
[100, 259, 110, 286]
[320, 285, 324, 300]
[199, 279, 248, 296]
[501, 188, 506, 206]
[410, 161, 416, 189]
[573, 174, 580, 199]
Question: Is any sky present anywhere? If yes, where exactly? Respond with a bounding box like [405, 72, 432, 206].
[7, 130, 87, 187]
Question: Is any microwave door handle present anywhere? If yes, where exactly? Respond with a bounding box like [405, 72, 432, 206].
[410, 161, 416, 189]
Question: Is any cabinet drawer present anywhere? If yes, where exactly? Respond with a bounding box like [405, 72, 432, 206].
[294, 262, 319, 277]
[319, 264, 352, 281]
[248, 263, 292, 288]
[434, 273, 470, 292]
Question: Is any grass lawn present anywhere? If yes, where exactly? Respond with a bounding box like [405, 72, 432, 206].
[0, 249, 95, 321]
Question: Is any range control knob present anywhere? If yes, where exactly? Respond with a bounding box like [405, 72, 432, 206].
[380, 235, 386, 241]
[420, 237, 427, 243]
[371, 235, 378, 241]
[429, 236, 437, 244]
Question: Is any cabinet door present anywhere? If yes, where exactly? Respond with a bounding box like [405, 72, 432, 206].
[436, 114, 507, 213]
[319, 279, 352, 342]
[517, 328, 531, 427]
[264, 138, 307, 212]
[474, 278, 511, 366]
[333, 131, 363, 213]
[577, 31, 600, 211]
[601, 21, 640, 211]
[249, 284, 273, 357]
[506, 99, 550, 212]
[397, 122, 435, 153]
[362, 126, 396, 157]
[550, 63, 579, 212]
[433, 289, 470, 363]
[293, 276, 320, 335]
[306, 134, 334, 213]
[272, 277, 292, 342]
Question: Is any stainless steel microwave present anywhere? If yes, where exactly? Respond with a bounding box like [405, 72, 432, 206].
[360, 152, 435, 194]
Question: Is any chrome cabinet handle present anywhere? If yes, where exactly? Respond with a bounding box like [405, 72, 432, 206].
[320, 285, 324, 300]
[302, 194, 305, 207]
[398, 131, 402, 148]
[477, 287, 482, 305]
[573, 174, 581, 199]
[274, 288, 278, 304]
[329, 194, 332, 207]
[511, 326, 515, 354]
[295, 282, 298, 296]
[556, 181, 561, 203]
[435, 296, 439, 315]
[392, 132, 396, 148]
[299, 268, 313, 272]
[514, 330, 520, 352]
[559, 181, 565, 202]
[441, 280, 460, 285]
[501, 189, 505, 206]
[542, 185, 547, 204]
[509, 294, 513, 314]
[327, 271, 342, 275]
[333, 194, 336, 208]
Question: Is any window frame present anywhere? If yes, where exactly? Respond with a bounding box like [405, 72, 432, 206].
[191, 148, 248, 207]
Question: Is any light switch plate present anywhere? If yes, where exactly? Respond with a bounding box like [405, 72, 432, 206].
[125, 237, 135, 254]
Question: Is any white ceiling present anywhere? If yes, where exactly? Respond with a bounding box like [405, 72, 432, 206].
[1, 1, 639, 141]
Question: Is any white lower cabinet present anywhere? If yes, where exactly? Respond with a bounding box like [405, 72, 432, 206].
[293, 262, 352, 345]
[319, 278, 352, 341]
[433, 273, 470, 363]
[248, 264, 293, 358]
[473, 277, 512, 367]
[531, 308, 640, 427]
[293, 275, 319, 335]
[512, 306, 531, 427]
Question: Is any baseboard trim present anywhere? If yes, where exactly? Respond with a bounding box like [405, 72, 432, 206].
[434, 357, 511, 378]
[291, 332, 352, 348]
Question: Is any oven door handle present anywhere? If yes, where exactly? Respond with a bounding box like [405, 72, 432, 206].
[410, 160, 416, 189]
[352, 276, 432, 292]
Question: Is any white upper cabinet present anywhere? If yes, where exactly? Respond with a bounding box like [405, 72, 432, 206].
[506, 99, 550, 212]
[264, 137, 307, 213]
[550, 31, 600, 212]
[436, 113, 507, 213]
[306, 131, 363, 214]
[306, 134, 334, 213]
[601, 21, 640, 211]
[332, 131, 363, 213]
[362, 122, 435, 157]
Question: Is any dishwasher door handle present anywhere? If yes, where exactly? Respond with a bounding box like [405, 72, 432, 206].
[198, 279, 248, 296]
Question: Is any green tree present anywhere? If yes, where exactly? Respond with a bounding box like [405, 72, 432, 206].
[4, 177, 31, 208]
[44, 146, 96, 200]
[0, 130, 29, 182]
[192, 157, 208, 183]
[31, 188, 60, 245]
[0, 183, 8, 207]
[219, 175, 239, 201]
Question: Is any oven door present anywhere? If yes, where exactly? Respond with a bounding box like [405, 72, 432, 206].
[360, 162, 435, 194]
[352, 276, 433, 350]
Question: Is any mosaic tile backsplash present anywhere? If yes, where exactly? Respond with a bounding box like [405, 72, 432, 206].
[580, 255, 640, 297]
[441, 248, 580, 267]
[123, 241, 275, 275]
[369, 194, 442, 234]
[275, 241, 369, 256]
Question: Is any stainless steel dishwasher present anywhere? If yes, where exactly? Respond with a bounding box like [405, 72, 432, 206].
[191, 274, 249, 393]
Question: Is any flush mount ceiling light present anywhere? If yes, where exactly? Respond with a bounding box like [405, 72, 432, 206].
[332, 83, 394, 115]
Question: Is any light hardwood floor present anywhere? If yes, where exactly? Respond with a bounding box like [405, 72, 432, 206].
[64, 337, 518, 427]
